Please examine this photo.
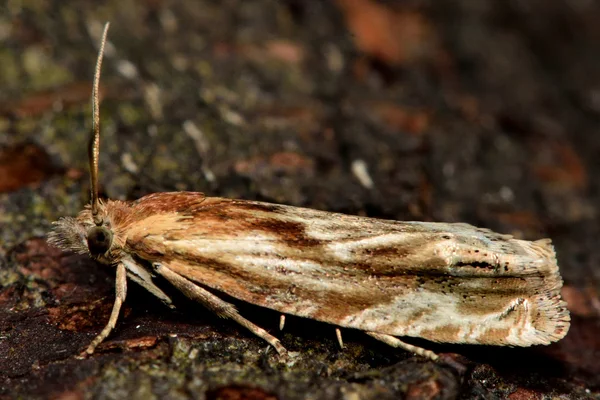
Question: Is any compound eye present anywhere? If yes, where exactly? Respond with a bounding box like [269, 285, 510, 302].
[87, 226, 113, 256]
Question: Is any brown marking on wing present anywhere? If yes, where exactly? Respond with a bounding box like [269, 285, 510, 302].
[228, 201, 282, 213]
[455, 293, 524, 316]
[195, 200, 323, 248]
[418, 325, 462, 343]
[480, 327, 512, 344]
[130, 192, 218, 216]
[163, 255, 398, 323]
[361, 245, 413, 258]
[288, 282, 395, 322]
[411, 275, 535, 317]
[241, 217, 322, 248]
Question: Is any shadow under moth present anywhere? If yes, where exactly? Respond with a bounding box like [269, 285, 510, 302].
[48, 23, 570, 361]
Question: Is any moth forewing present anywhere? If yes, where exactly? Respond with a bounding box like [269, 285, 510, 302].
[48, 22, 570, 360]
[121, 193, 569, 348]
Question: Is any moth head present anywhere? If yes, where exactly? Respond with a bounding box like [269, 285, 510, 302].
[48, 205, 118, 263]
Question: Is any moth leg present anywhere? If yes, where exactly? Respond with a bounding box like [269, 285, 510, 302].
[153, 262, 288, 355]
[122, 256, 174, 309]
[81, 262, 127, 356]
[366, 332, 439, 361]
[279, 315, 286, 330]
[335, 328, 344, 349]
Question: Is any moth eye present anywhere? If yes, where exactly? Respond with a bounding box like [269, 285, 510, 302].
[87, 226, 113, 256]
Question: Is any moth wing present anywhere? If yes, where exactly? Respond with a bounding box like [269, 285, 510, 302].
[124, 193, 569, 346]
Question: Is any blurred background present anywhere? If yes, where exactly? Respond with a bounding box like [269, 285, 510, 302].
[0, 1, 598, 399]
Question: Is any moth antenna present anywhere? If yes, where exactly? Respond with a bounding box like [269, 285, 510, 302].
[89, 22, 110, 226]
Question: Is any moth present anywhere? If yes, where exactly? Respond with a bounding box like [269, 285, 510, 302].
[48, 23, 570, 361]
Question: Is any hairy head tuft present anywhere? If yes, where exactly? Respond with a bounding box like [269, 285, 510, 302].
[47, 217, 89, 255]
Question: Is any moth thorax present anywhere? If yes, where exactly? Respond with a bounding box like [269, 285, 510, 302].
[87, 225, 113, 256]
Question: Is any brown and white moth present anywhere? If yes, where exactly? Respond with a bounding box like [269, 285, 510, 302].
[48, 23, 570, 361]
